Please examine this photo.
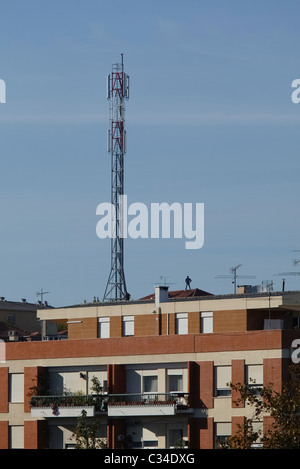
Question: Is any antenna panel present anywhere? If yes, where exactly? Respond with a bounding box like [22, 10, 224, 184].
[107, 75, 111, 99]
[107, 130, 111, 153]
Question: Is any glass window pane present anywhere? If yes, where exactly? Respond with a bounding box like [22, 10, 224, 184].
[176, 313, 188, 334]
[169, 429, 183, 448]
[215, 366, 231, 396]
[123, 316, 134, 336]
[246, 365, 263, 386]
[143, 375, 158, 393]
[98, 317, 110, 338]
[9, 374, 24, 403]
[10, 426, 24, 449]
[168, 375, 183, 392]
[201, 312, 213, 333]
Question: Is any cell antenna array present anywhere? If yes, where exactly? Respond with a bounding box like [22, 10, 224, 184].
[103, 54, 130, 302]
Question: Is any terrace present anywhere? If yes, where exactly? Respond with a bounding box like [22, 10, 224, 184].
[30, 392, 191, 418]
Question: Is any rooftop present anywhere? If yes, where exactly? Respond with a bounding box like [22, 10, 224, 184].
[0, 298, 53, 311]
[38, 287, 300, 312]
[140, 288, 213, 301]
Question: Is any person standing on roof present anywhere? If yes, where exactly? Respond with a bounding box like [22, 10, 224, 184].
[185, 276, 192, 290]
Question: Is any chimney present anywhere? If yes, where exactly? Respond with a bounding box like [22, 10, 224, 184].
[237, 285, 252, 295]
[155, 285, 169, 307]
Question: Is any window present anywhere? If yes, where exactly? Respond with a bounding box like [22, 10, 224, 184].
[143, 440, 158, 448]
[175, 313, 188, 335]
[168, 375, 183, 392]
[168, 429, 184, 448]
[143, 375, 158, 393]
[122, 316, 134, 336]
[98, 317, 110, 338]
[215, 422, 231, 448]
[246, 365, 263, 392]
[9, 373, 24, 403]
[201, 312, 213, 333]
[88, 371, 108, 394]
[214, 366, 231, 397]
[251, 421, 263, 448]
[130, 426, 159, 449]
[7, 314, 16, 324]
[10, 426, 24, 449]
[102, 379, 108, 393]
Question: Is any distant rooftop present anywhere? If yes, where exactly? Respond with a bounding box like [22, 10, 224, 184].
[0, 298, 52, 311]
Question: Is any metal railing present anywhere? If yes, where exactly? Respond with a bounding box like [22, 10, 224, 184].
[30, 394, 108, 412]
[30, 392, 189, 411]
[108, 392, 189, 407]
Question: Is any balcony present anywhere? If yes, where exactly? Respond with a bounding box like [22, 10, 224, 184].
[30, 392, 191, 418]
[107, 393, 191, 417]
[30, 394, 108, 418]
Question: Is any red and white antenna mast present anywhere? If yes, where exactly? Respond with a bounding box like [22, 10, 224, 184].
[103, 54, 130, 301]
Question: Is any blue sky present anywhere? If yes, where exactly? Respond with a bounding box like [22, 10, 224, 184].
[0, 0, 300, 306]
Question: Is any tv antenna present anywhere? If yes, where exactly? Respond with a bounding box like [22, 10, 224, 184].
[262, 280, 273, 292]
[103, 54, 130, 302]
[275, 251, 300, 281]
[153, 275, 176, 287]
[274, 250, 300, 289]
[291, 249, 300, 266]
[215, 264, 256, 294]
[276, 271, 300, 277]
[263, 281, 273, 321]
[36, 288, 50, 304]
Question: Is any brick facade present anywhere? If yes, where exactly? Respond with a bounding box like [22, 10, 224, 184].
[24, 420, 48, 449]
[231, 359, 245, 408]
[0, 367, 8, 413]
[199, 361, 214, 408]
[0, 421, 9, 449]
[188, 417, 214, 449]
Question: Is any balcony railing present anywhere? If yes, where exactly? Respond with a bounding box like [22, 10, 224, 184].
[108, 392, 189, 408]
[30, 392, 190, 417]
[30, 394, 108, 413]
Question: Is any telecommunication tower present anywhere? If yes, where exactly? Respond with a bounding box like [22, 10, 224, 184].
[103, 54, 130, 302]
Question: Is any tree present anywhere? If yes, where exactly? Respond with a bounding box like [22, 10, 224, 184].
[71, 376, 107, 449]
[224, 364, 300, 449]
[72, 409, 107, 449]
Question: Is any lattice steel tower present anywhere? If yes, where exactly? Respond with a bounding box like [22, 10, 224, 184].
[103, 54, 130, 302]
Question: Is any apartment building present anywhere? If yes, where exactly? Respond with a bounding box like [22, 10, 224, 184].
[0, 298, 54, 342]
[0, 285, 300, 449]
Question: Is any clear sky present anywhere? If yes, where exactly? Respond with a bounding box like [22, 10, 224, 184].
[0, 0, 300, 306]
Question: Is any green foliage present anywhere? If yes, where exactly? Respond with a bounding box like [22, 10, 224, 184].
[218, 419, 261, 449]
[71, 376, 107, 449]
[90, 376, 103, 395]
[225, 364, 300, 449]
[72, 409, 107, 449]
[28, 373, 49, 398]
